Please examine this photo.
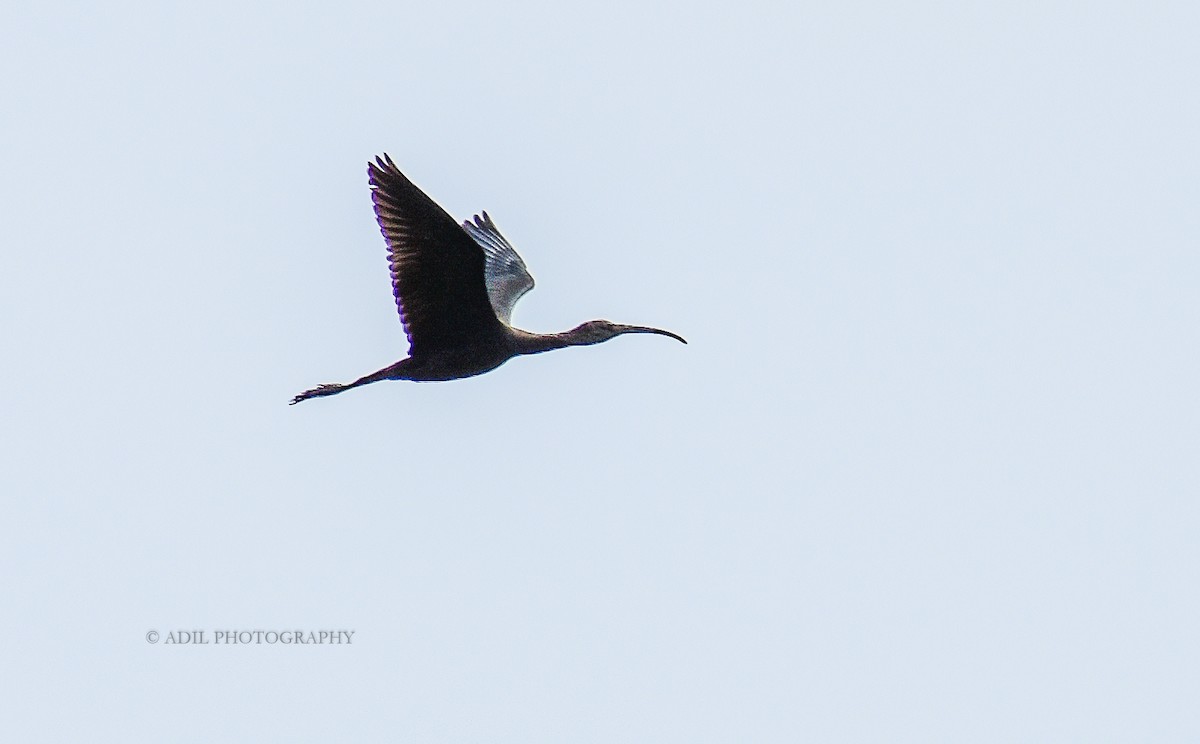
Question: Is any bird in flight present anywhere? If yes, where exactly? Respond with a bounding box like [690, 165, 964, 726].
[291, 154, 685, 404]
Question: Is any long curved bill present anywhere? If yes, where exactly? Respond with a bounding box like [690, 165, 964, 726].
[614, 324, 688, 344]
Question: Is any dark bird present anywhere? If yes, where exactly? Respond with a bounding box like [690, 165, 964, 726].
[291, 154, 685, 404]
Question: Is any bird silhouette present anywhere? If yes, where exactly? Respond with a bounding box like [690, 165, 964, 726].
[291, 154, 685, 404]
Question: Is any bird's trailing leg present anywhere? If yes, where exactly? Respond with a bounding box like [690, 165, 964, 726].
[290, 383, 349, 404]
[290, 360, 411, 405]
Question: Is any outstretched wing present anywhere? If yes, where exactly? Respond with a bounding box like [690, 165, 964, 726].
[368, 154, 504, 353]
[461, 211, 535, 325]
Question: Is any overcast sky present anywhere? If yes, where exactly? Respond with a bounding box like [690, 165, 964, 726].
[3, 1, 1198, 741]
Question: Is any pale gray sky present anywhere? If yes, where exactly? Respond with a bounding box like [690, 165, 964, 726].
[3, 1, 1198, 741]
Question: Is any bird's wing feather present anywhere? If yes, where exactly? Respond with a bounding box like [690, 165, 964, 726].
[368, 154, 504, 353]
[461, 212, 535, 325]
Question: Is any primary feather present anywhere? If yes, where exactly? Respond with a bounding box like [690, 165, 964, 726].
[461, 211, 535, 325]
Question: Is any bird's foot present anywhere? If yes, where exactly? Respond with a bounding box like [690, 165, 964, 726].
[289, 384, 346, 405]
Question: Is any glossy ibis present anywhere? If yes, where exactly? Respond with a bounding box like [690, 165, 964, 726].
[291, 155, 685, 404]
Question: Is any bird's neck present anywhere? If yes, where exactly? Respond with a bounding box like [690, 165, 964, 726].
[510, 328, 581, 356]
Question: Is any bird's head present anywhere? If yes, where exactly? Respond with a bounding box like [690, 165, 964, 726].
[567, 319, 687, 346]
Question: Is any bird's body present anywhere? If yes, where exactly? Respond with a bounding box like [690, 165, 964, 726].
[291, 154, 685, 404]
